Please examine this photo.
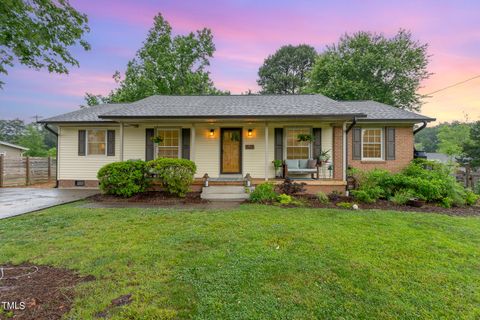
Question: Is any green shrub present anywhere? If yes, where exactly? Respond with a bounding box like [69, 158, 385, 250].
[475, 182, 480, 195]
[97, 160, 150, 197]
[250, 183, 277, 203]
[465, 190, 479, 205]
[440, 197, 454, 208]
[336, 202, 352, 209]
[316, 191, 329, 204]
[351, 159, 476, 207]
[147, 158, 196, 197]
[277, 193, 293, 204]
[390, 189, 415, 205]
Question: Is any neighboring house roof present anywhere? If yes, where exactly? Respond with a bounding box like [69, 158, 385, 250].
[426, 152, 453, 164]
[39, 94, 435, 123]
[0, 141, 29, 151]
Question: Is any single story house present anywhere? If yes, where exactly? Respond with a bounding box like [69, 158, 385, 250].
[0, 141, 29, 158]
[40, 94, 434, 193]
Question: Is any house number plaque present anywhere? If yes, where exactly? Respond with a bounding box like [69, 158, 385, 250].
[245, 145, 255, 150]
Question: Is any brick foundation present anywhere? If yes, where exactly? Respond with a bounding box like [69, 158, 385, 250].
[58, 180, 99, 188]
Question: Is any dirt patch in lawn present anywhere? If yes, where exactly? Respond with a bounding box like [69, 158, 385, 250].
[89, 191, 207, 205]
[0, 263, 94, 320]
[296, 195, 480, 216]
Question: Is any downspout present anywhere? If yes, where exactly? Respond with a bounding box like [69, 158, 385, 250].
[43, 124, 59, 188]
[344, 117, 357, 196]
[413, 121, 427, 134]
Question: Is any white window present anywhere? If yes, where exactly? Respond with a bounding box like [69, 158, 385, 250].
[157, 128, 180, 158]
[87, 129, 106, 155]
[286, 127, 311, 159]
[361, 128, 383, 160]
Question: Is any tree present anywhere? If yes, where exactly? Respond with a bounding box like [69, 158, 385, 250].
[86, 13, 224, 104]
[414, 125, 440, 152]
[16, 124, 48, 156]
[437, 122, 471, 158]
[257, 45, 317, 94]
[0, 119, 26, 142]
[463, 121, 480, 168]
[0, 0, 90, 88]
[308, 30, 430, 111]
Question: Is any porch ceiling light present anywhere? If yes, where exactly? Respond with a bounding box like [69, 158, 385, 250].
[209, 129, 215, 137]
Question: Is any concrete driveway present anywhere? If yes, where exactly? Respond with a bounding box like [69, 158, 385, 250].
[0, 188, 98, 219]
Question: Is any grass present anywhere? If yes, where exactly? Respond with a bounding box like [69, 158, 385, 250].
[1, 203, 480, 319]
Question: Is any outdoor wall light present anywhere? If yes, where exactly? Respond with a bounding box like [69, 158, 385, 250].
[209, 129, 215, 137]
[247, 129, 253, 137]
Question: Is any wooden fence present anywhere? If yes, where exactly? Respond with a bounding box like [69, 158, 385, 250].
[0, 155, 56, 187]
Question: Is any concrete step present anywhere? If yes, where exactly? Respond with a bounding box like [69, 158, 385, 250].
[201, 186, 250, 200]
[202, 186, 246, 194]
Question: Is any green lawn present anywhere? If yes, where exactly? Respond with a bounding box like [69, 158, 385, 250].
[1, 204, 479, 319]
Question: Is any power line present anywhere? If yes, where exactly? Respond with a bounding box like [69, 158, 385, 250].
[425, 74, 480, 95]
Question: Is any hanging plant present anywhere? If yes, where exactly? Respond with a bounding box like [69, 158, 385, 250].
[297, 134, 314, 142]
[318, 149, 331, 162]
[151, 136, 163, 144]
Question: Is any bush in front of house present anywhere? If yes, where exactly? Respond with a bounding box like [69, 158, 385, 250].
[275, 178, 306, 195]
[249, 183, 277, 203]
[147, 158, 197, 197]
[350, 159, 479, 207]
[316, 191, 329, 204]
[97, 160, 150, 197]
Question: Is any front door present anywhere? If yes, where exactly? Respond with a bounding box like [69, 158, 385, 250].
[221, 128, 242, 174]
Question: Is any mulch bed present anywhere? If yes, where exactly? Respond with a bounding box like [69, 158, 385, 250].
[89, 191, 206, 205]
[0, 263, 94, 320]
[296, 195, 480, 216]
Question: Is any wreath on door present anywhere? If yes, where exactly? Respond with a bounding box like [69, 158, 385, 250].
[230, 131, 241, 142]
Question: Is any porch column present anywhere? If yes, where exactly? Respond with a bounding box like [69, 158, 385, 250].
[120, 122, 124, 161]
[342, 121, 347, 181]
[191, 125, 196, 162]
[264, 122, 269, 181]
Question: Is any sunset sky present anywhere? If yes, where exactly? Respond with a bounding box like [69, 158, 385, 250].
[1, 0, 479, 124]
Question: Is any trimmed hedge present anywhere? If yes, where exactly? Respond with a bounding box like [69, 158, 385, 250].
[249, 183, 277, 203]
[147, 158, 197, 197]
[97, 160, 150, 197]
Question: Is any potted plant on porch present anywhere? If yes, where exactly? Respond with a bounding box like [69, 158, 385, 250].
[151, 136, 163, 144]
[272, 159, 283, 178]
[317, 149, 330, 166]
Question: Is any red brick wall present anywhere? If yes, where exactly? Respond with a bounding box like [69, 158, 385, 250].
[332, 126, 344, 179]
[347, 126, 414, 173]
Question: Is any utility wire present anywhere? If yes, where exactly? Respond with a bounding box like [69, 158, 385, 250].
[425, 74, 480, 95]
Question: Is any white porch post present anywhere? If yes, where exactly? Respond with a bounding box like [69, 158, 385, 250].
[191, 124, 196, 162]
[120, 122, 124, 161]
[342, 121, 347, 181]
[264, 122, 269, 181]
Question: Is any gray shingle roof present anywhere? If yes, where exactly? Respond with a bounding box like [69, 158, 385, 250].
[40, 95, 435, 123]
[39, 103, 131, 123]
[341, 100, 435, 121]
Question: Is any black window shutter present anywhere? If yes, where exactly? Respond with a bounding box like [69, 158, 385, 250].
[107, 130, 115, 156]
[385, 127, 396, 160]
[312, 128, 322, 159]
[352, 127, 362, 160]
[181, 128, 191, 159]
[274, 128, 283, 161]
[78, 130, 86, 156]
[145, 128, 154, 161]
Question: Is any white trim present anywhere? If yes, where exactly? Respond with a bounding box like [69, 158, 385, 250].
[264, 123, 269, 181]
[120, 123, 124, 161]
[361, 128, 384, 161]
[86, 129, 107, 156]
[343, 122, 347, 182]
[284, 126, 312, 160]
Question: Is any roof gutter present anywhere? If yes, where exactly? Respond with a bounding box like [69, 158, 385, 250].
[43, 124, 59, 188]
[413, 121, 428, 134]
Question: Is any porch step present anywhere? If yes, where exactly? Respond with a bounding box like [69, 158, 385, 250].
[201, 186, 250, 201]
